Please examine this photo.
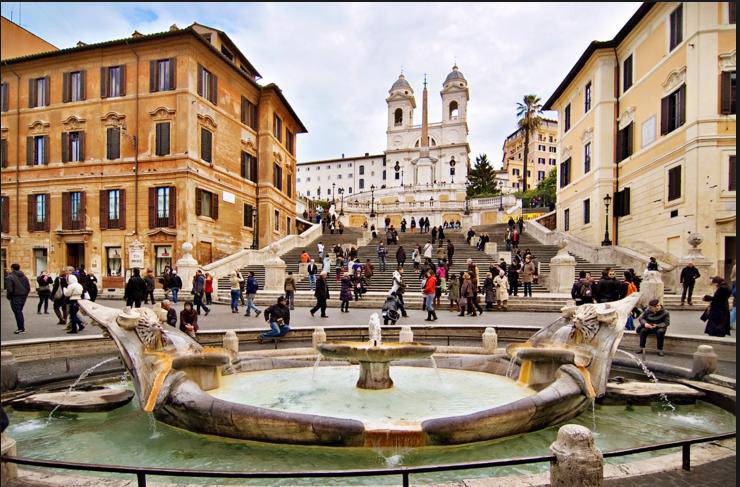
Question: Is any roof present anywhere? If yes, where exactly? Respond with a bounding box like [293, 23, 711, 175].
[261, 83, 308, 133]
[504, 118, 558, 141]
[444, 64, 466, 85]
[543, 2, 655, 110]
[390, 74, 413, 93]
[299, 153, 385, 165]
[190, 22, 261, 79]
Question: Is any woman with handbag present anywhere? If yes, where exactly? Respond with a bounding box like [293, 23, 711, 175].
[702, 276, 732, 337]
[36, 270, 53, 314]
[51, 269, 69, 325]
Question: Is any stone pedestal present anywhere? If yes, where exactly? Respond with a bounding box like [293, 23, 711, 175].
[1, 432, 17, 482]
[298, 262, 309, 277]
[550, 424, 603, 487]
[312, 327, 327, 349]
[399, 326, 414, 343]
[497, 251, 512, 264]
[470, 236, 480, 247]
[692, 345, 718, 378]
[264, 245, 287, 292]
[677, 233, 715, 296]
[1, 351, 18, 392]
[357, 361, 393, 390]
[639, 270, 664, 307]
[176, 242, 199, 293]
[482, 327, 497, 352]
[484, 242, 498, 256]
[549, 241, 577, 294]
[223, 330, 239, 361]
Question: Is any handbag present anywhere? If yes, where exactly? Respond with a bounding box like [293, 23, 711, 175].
[700, 307, 709, 322]
[53, 285, 63, 300]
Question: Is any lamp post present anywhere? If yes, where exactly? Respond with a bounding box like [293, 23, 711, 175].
[338, 187, 345, 215]
[464, 197, 470, 215]
[601, 193, 613, 246]
[331, 182, 336, 205]
[370, 185, 376, 218]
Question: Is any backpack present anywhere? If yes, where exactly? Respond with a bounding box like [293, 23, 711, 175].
[579, 282, 593, 299]
[625, 282, 637, 296]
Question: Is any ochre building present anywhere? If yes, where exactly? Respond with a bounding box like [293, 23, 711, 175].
[0, 19, 306, 288]
[544, 2, 736, 277]
[500, 118, 558, 193]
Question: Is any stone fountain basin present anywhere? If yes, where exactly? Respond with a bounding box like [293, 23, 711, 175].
[11, 386, 134, 413]
[318, 341, 436, 362]
[514, 347, 593, 368]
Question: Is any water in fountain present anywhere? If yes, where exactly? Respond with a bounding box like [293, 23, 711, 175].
[47, 357, 119, 421]
[616, 350, 676, 411]
[147, 413, 162, 439]
[312, 354, 323, 381]
[505, 352, 518, 379]
[429, 356, 443, 384]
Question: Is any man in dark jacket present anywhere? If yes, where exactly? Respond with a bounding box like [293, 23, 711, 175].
[595, 268, 624, 303]
[258, 296, 291, 342]
[680, 262, 701, 305]
[124, 268, 147, 308]
[310, 271, 330, 318]
[637, 299, 670, 356]
[446, 240, 455, 266]
[5, 263, 31, 334]
[161, 300, 178, 327]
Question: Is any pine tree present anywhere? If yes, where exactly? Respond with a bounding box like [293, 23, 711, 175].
[466, 154, 501, 197]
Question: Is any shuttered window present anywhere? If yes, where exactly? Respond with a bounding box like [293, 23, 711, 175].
[286, 173, 292, 197]
[243, 203, 254, 228]
[1, 83, 9, 112]
[27, 194, 49, 232]
[614, 187, 631, 217]
[241, 151, 258, 182]
[720, 71, 736, 115]
[660, 84, 686, 135]
[669, 5, 683, 51]
[62, 71, 85, 102]
[286, 129, 295, 155]
[61, 131, 85, 163]
[667, 166, 682, 201]
[0, 196, 9, 234]
[564, 104, 571, 132]
[729, 156, 736, 191]
[584, 142, 591, 173]
[623, 55, 633, 92]
[0, 139, 7, 168]
[155, 122, 170, 156]
[197, 64, 217, 104]
[195, 188, 219, 219]
[559, 158, 571, 188]
[62, 191, 85, 230]
[101, 65, 126, 98]
[616, 123, 633, 162]
[106, 127, 121, 160]
[273, 163, 283, 191]
[563, 209, 570, 231]
[149, 186, 176, 228]
[100, 189, 126, 230]
[241, 96, 257, 129]
[28, 77, 50, 108]
[149, 58, 176, 92]
[273, 113, 283, 143]
[200, 128, 212, 162]
[26, 135, 49, 165]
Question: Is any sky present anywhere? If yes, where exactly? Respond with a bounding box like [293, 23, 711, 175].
[4, 2, 641, 167]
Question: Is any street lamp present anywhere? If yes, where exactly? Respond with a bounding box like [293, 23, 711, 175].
[601, 193, 613, 246]
[338, 187, 345, 215]
[429, 196, 434, 207]
[464, 197, 470, 215]
[332, 182, 336, 204]
[370, 184, 376, 218]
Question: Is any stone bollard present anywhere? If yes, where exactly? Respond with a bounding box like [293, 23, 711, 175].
[223, 330, 240, 362]
[399, 326, 414, 343]
[549, 240, 577, 294]
[312, 327, 327, 349]
[484, 242, 498, 256]
[550, 424, 603, 487]
[0, 351, 18, 392]
[639, 270, 664, 308]
[1, 432, 17, 481]
[482, 327, 498, 352]
[691, 344, 718, 378]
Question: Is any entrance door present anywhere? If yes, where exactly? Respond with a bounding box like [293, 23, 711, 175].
[66, 243, 85, 269]
[724, 236, 736, 280]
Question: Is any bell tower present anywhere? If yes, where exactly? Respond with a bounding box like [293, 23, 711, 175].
[386, 73, 416, 132]
[441, 64, 468, 124]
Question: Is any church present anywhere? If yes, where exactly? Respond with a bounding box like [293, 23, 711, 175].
[296, 66, 471, 198]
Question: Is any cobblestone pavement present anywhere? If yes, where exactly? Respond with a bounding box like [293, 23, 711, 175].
[605, 456, 736, 486]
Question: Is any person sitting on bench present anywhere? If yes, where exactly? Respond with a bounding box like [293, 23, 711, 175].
[637, 299, 670, 356]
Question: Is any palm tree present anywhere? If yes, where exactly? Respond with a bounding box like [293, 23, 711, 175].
[516, 95, 543, 192]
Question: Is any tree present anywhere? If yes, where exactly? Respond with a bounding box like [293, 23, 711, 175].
[514, 168, 556, 208]
[466, 154, 501, 198]
[516, 94, 543, 192]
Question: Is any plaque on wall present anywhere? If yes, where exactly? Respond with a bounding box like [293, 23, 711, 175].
[128, 239, 145, 269]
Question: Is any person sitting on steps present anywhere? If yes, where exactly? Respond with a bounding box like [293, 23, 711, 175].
[637, 299, 670, 356]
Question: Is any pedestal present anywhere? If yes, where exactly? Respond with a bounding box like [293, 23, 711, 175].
[176, 242, 199, 293]
[550, 424, 603, 487]
[639, 271, 664, 307]
[357, 361, 393, 390]
[549, 243, 577, 294]
[484, 242, 498, 256]
[264, 259, 287, 292]
[298, 262, 309, 277]
[482, 327, 498, 352]
[470, 236, 480, 247]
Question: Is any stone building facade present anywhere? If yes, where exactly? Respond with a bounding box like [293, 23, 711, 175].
[0, 20, 306, 287]
[544, 2, 736, 277]
[500, 118, 559, 193]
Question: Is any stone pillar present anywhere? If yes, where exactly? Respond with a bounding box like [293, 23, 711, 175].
[399, 326, 414, 343]
[263, 243, 287, 292]
[550, 424, 603, 487]
[482, 327, 497, 352]
[470, 236, 480, 247]
[639, 270, 664, 307]
[678, 233, 715, 297]
[691, 344, 718, 378]
[1, 432, 17, 482]
[312, 327, 327, 349]
[549, 240, 577, 294]
[298, 262, 309, 277]
[484, 242, 498, 256]
[223, 330, 239, 361]
[0, 351, 18, 392]
[176, 242, 199, 293]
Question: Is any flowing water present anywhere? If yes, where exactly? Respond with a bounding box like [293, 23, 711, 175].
[429, 356, 443, 384]
[47, 357, 120, 421]
[616, 350, 676, 411]
[311, 354, 323, 381]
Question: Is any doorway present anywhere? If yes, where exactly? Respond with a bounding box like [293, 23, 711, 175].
[724, 236, 736, 280]
[66, 243, 85, 269]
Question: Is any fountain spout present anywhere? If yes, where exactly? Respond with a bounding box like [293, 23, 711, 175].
[368, 313, 382, 346]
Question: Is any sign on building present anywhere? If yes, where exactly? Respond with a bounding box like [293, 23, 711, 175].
[128, 239, 145, 269]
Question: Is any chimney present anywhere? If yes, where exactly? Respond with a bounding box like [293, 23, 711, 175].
[76, 41, 87, 47]
[341, 153, 345, 158]
[169, 24, 179, 31]
[131, 30, 143, 38]
[365, 152, 369, 156]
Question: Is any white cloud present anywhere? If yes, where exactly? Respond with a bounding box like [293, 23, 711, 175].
[13, 2, 641, 166]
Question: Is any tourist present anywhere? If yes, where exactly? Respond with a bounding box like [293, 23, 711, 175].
[349, 246, 358, 261]
[307, 259, 318, 291]
[447, 272, 461, 312]
[493, 270, 510, 310]
[318, 241, 325, 260]
[161, 300, 178, 327]
[425, 217, 431, 233]
[390, 266, 409, 317]
[446, 239, 455, 266]
[400, 218, 407, 233]
[340, 272, 353, 312]
[377, 243, 388, 272]
[143, 268, 156, 305]
[5, 263, 31, 334]
[702, 276, 732, 337]
[410, 217, 417, 232]
[353, 272, 367, 301]
[459, 272, 476, 317]
[363, 259, 375, 280]
[434, 243, 445, 265]
[521, 256, 536, 297]
[423, 269, 438, 321]
[595, 268, 623, 303]
[637, 299, 670, 356]
[646, 257, 659, 271]
[235, 269, 246, 306]
[300, 250, 311, 264]
[244, 271, 261, 317]
[338, 220, 345, 235]
[623, 268, 642, 292]
[335, 254, 344, 281]
[192, 270, 211, 316]
[435, 264, 446, 307]
[229, 271, 243, 313]
[310, 271, 330, 318]
[371, 224, 377, 239]
[386, 228, 394, 245]
[160, 266, 173, 300]
[87, 273, 98, 302]
[680, 262, 701, 306]
[466, 227, 475, 244]
[467, 259, 484, 315]
[412, 246, 421, 270]
[282, 271, 297, 311]
[382, 294, 401, 326]
[179, 301, 199, 339]
[438, 225, 445, 241]
[51, 268, 69, 325]
[508, 216, 515, 231]
[64, 273, 85, 334]
[483, 272, 495, 310]
[423, 241, 433, 260]
[258, 296, 292, 343]
[431, 226, 438, 244]
[204, 272, 215, 305]
[511, 229, 520, 249]
[124, 268, 147, 309]
[170, 270, 182, 304]
[507, 261, 520, 297]
[571, 271, 595, 306]
[505, 228, 513, 251]
[395, 245, 406, 268]
[517, 216, 524, 234]
[36, 270, 53, 315]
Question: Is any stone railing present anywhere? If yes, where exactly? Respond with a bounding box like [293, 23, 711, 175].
[535, 210, 557, 230]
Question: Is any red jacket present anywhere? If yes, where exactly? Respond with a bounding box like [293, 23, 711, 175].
[423, 275, 437, 294]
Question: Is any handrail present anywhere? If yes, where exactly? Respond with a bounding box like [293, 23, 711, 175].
[2, 431, 734, 487]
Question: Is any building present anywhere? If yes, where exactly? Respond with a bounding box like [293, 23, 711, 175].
[500, 118, 559, 193]
[0, 18, 306, 287]
[544, 2, 736, 276]
[0, 16, 58, 60]
[297, 66, 470, 197]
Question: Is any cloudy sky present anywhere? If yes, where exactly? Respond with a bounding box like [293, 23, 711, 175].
[6, 2, 640, 167]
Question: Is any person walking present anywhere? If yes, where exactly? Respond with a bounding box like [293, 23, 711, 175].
[521, 256, 536, 297]
[192, 270, 211, 316]
[317, 242, 325, 260]
[411, 246, 421, 270]
[63, 273, 85, 334]
[511, 229, 520, 250]
[507, 216, 515, 231]
[680, 262, 701, 306]
[702, 276, 732, 337]
[423, 269, 438, 321]
[87, 273, 98, 302]
[507, 261, 520, 297]
[446, 240, 455, 266]
[438, 225, 445, 242]
[160, 266, 173, 301]
[310, 271, 330, 318]
[307, 259, 318, 291]
[5, 263, 31, 334]
[244, 271, 261, 317]
[517, 216, 524, 234]
[594, 268, 623, 303]
[179, 301, 199, 339]
[410, 217, 417, 233]
[229, 271, 243, 313]
[258, 296, 292, 343]
[505, 228, 512, 251]
[235, 269, 246, 306]
[51, 269, 69, 325]
[431, 226, 438, 245]
[143, 269, 156, 304]
[377, 243, 388, 272]
[435, 264, 446, 308]
[170, 270, 182, 304]
[340, 272, 352, 313]
[204, 273, 214, 305]
[395, 245, 406, 268]
[459, 272, 476, 317]
[284, 272, 296, 310]
[423, 241, 433, 260]
[124, 268, 147, 308]
[36, 270, 53, 314]
[637, 299, 670, 356]
[400, 218, 407, 233]
[493, 270, 510, 310]
[483, 272, 495, 310]
[447, 273, 461, 312]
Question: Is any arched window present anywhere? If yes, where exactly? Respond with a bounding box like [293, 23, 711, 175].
[394, 108, 403, 126]
[359, 165, 365, 175]
[449, 100, 459, 118]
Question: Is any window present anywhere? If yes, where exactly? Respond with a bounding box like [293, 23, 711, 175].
[241, 97, 257, 129]
[584, 142, 591, 173]
[101, 65, 125, 98]
[28, 193, 49, 231]
[614, 187, 631, 217]
[200, 128, 212, 163]
[274, 210, 280, 231]
[549, 146, 557, 153]
[28, 76, 49, 108]
[62, 131, 85, 162]
[33, 248, 48, 276]
[26, 135, 48, 165]
[286, 217, 291, 234]
[512, 168, 520, 176]
[395, 171, 400, 180]
[559, 158, 571, 188]
[154, 246, 173, 277]
[101, 189, 125, 230]
[286, 129, 295, 155]
[583, 199, 591, 224]
[538, 170, 545, 181]
[150, 58, 176, 92]
[394, 108, 403, 126]
[220, 46, 234, 61]
[584, 82, 592, 112]
[287, 173, 292, 197]
[661, 84, 686, 135]
[155, 122, 170, 156]
[1, 82, 8, 112]
[0, 196, 8, 234]
[449, 100, 459, 118]
[359, 165, 365, 175]
[564, 104, 571, 132]
[0, 139, 6, 168]
[729, 155, 736, 191]
[62, 191, 84, 230]
[623, 55, 633, 92]
[669, 5, 683, 51]
[197, 64, 217, 104]
[243, 203, 254, 228]
[538, 157, 545, 164]
[668, 165, 682, 201]
[617, 123, 633, 162]
[273, 113, 283, 143]
[149, 186, 176, 228]
[538, 144, 546, 151]
[273, 163, 283, 191]
[549, 158, 556, 165]
[106, 127, 121, 160]
[63, 71, 85, 102]
[720, 71, 736, 114]
[241, 151, 258, 182]
[106, 247, 122, 276]
[359, 178, 365, 189]
[564, 209, 570, 231]
[731, 2, 736, 24]
[196, 188, 218, 219]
